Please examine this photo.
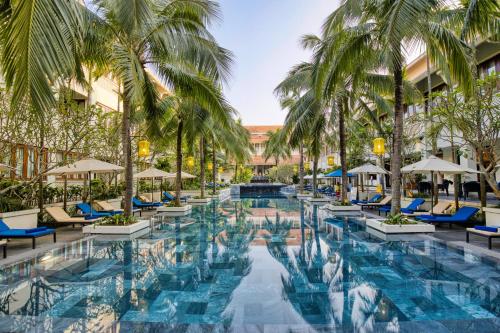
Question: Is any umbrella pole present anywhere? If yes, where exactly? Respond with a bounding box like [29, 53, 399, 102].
[151, 178, 154, 202]
[430, 171, 434, 215]
[89, 171, 92, 217]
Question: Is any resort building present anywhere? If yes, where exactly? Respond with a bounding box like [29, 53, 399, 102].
[244, 125, 300, 175]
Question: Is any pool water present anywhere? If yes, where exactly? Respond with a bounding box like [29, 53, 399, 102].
[0, 198, 499, 332]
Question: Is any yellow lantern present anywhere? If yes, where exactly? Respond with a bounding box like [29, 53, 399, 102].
[373, 138, 385, 156]
[327, 156, 335, 166]
[138, 140, 150, 158]
[293, 165, 298, 173]
[207, 162, 213, 171]
[186, 156, 195, 168]
[304, 162, 310, 171]
[376, 184, 383, 193]
[218, 166, 224, 174]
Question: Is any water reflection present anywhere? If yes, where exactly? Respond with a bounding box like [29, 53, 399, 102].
[0, 198, 498, 332]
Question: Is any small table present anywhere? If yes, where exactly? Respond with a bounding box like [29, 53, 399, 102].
[466, 228, 500, 250]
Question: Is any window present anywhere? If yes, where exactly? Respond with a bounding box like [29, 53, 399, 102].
[15, 147, 24, 178]
[27, 148, 35, 178]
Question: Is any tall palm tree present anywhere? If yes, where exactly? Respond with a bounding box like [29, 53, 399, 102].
[1, 0, 233, 216]
[262, 128, 291, 166]
[322, 0, 475, 214]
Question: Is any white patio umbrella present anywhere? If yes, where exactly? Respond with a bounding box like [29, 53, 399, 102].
[348, 163, 390, 197]
[47, 159, 124, 215]
[401, 155, 479, 214]
[133, 167, 171, 201]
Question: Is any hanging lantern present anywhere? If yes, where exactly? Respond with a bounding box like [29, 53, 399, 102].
[327, 156, 335, 166]
[218, 166, 224, 174]
[186, 156, 195, 168]
[376, 184, 383, 193]
[293, 165, 298, 173]
[207, 162, 213, 171]
[304, 162, 310, 171]
[373, 138, 385, 156]
[138, 140, 150, 158]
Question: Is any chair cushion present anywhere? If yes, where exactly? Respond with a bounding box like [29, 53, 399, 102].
[25, 227, 52, 235]
[0, 220, 11, 232]
[474, 226, 499, 233]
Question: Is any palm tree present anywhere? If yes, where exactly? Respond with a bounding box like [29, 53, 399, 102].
[1, 0, 233, 216]
[262, 128, 291, 166]
[321, 0, 475, 214]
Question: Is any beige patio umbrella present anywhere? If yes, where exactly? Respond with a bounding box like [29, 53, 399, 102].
[166, 171, 196, 179]
[349, 163, 390, 194]
[47, 159, 124, 214]
[401, 155, 479, 214]
[133, 167, 171, 201]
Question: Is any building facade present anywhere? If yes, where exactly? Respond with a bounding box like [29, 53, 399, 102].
[244, 125, 301, 176]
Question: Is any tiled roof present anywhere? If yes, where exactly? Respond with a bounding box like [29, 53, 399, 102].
[244, 125, 282, 134]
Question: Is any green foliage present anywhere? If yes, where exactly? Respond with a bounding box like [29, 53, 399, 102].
[233, 167, 253, 184]
[90, 179, 121, 200]
[383, 214, 417, 225]
[267, 165, 295, 184]
[98, 214, 138, 226]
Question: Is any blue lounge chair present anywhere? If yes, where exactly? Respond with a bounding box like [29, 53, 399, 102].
[352, 194, 382, 205]
[416, 206, 480, 227]
[0, 219, 56, 250]
[132, 197, 157, 209]
[162, 191, 189, 202]
[378, 198, 425, 215]
[76, 203, 115, 218]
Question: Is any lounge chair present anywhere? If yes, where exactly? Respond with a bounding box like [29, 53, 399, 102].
[416, 206, 480, 227]
[46, 207, 101, 226]
[402, 201, 451, 217]
[378, 198, 425, 216]
[163, 191, 189, 202]
[96, 201, 142, 216]
[352, 194, 382, 205]
[0, 219, 56, 249]
[133, 197, 158, 209]
[138, 195, 162, 207]
[466, 226, 500, 249]
[357, 196, 392, 210]
[76, 203, 116, 218]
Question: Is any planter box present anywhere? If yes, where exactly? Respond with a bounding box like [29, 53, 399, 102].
[484, 207, 500, 227]
[324, 204, 362, 215]
[306, 197, 330, 203]
[366, 218, 435, 234]
[188, 197, 212, 205]
[296, 193, 312, 200]
[0, 209, 39, 229]
[157, 205, 192, 216]
[82, 219, 150, 235]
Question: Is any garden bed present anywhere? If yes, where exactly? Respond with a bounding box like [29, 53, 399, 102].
[157, 204, 192, 216]
[324, 204, 362, 215]
[296, 193, 312, 200]
[306, 196, 330, 203]
[366, 218, 435, 234]
[82, 219, 150, 235]
[187, 197, 212, 205]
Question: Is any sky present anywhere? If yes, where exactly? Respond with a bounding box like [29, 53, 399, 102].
[212, 0, 340, 126]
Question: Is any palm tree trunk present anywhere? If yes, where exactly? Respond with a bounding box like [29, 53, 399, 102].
[338, 99, 348, 204]
[122, 91, 133, 216]
[200, 136, 206, 199]
[299, 142, 304, 194]
[37, 116, 45, 215]
[391, 49, 404, 215]
[175, 120, 183, 206]
[426, 52, 439, 204]
[212, 136, 216, 195]
[234, 163, 238, 183]
[312, 155, 319, 197]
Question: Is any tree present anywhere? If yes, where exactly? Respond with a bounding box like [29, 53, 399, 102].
[431, 73, 500, 202]
[263, 128, 291, 166]
[322, 0, 476, 214]
[1, 0, 233, 216]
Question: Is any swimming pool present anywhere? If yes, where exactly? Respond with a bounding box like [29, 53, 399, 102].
[0, 197, 499, 332]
